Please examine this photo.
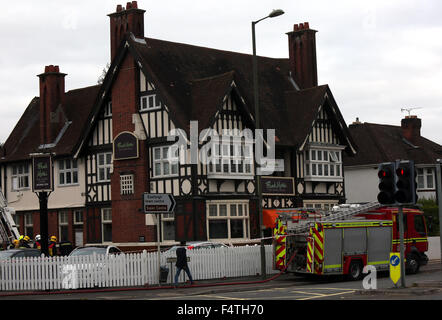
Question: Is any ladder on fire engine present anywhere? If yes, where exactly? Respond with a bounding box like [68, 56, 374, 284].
[287, 201, 381, 234]
[0, 191, 20, 246]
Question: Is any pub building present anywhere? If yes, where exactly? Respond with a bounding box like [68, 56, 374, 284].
[0, 2, 356, 251]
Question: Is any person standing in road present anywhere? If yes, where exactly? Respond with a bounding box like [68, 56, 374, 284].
[174, 241, 194, 287]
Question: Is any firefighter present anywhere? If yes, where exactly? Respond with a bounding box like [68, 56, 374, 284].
[19, 235, 31, 248]
[34, 234, 41, 250]
[9, 239, 19, 249]
[48, 236, 58, 256]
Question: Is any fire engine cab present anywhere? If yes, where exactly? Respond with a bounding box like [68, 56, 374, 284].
[272, 203, 428, 280]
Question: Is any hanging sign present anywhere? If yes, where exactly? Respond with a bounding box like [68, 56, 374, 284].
[113, 131, 139, 160]
[32, 154, 53, 192]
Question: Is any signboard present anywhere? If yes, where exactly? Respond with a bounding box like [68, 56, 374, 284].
[261, 177, 295, 195]
[143, 193, 176, 214]
[32, 154, 53, 192]
[389, 252, 401, 285]
[113, 131, 139, 160]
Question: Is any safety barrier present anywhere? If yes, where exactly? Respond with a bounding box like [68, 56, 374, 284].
[0, 245, 277, 291]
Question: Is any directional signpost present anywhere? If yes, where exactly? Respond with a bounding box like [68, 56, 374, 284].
[143, 193, 176, 284]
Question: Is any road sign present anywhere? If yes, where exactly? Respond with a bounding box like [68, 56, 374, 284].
[390, 252, 401, 285]
[143, 193, 176, 213]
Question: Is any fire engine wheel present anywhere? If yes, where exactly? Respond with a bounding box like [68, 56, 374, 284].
[348, 261, 363, 281]
[406, 255, 420, 275]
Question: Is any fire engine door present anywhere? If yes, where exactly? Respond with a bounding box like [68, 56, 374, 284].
[323, 228, 342, 273]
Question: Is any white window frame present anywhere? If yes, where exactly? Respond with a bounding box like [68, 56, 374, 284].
[161, 213, 175, 242]
[97, 152, 112, 182]
[152, 146, 179, 178]
[73, 209, 83, 225]
[417, 167, 435, 190]
[120, 174, 134, 195]
[140, 94, 161, 111]
[11, 163, 30, 191]
[59, 211, 69, 242]
[304, 146, 344, 182]
[303, 200, 339, 211]
[24, 212, 33, 237]
[207, 138, 254, 179]
[206, 200, 250, 241]
[58, 158, 79, 186]
[101, 208, 112, 243]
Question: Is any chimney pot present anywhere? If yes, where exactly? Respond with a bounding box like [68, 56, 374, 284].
[304, 22, 309, 29]
[116, 4, 123, 12]
[132, 1, 138, 8]
[299, 23, 304, 29]
[126, 2, 132, 9]
[293, 24, 299, 31]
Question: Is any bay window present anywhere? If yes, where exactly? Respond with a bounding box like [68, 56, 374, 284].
[304, 146, 344, 181]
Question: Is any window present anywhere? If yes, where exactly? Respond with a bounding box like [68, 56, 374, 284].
[58, 159, 79, 186]
[120, 174, 134, 195]
[73, 210, 83, 247]
[153, 146, 178, 178]
[207, 138, 253, 178]
[207, 201, 249, 240]
[140, 94, 161, 111]
[101, 208, 112, 243]
[59, 211, 69, 242]
[417, 168, 435, 189]
[162, 213, 175, 241]
[304, 148, 343, 181]
[304, 201, 338, 211]
[12, 163, 29, 190]
[97, 152, 112, 182]
[24, 213, 33, 238]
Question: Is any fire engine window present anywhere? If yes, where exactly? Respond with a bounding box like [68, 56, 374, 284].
[396, 214, 408, 233]
[414, 215, 426, 236]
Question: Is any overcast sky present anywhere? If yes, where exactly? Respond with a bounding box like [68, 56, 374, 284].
[0, 0, 441, 145]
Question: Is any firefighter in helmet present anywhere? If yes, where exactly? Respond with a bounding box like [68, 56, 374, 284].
[9, 239, 19, 249]
[19, 235, 31, 248]
[34, 234, 41, 250]
[48, 236, 58, 256]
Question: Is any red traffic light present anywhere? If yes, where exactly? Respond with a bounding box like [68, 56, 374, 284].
[378, 169, 392, 179]
[396, 167, 409, 177]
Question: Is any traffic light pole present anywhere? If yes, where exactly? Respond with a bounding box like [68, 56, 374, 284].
[397, 205, 406, 288]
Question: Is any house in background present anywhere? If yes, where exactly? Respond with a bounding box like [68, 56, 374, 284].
[0, 2, 356, 250]
[343, 115, 442, 203]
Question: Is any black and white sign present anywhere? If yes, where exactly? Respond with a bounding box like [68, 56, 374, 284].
[143, 193, 176, 213]
[32, 154, 53, 192]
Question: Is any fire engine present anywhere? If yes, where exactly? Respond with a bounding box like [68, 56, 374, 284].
[0, 191, 20, 248]
[272, 202, 429, 280]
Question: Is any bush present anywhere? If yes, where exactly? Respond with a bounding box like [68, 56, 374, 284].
[418, 198, 439, 236]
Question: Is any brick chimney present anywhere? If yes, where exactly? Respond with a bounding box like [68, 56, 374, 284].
[287, 22, 318, 89]
[37, 65, 67, 145]
[401, 115, 421, 144]
[108, 1, 146, 61]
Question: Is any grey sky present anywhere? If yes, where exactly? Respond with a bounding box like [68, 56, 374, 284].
[0, 0, 441, 145]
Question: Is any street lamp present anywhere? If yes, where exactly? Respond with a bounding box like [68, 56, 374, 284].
[252, 9, 284, 279]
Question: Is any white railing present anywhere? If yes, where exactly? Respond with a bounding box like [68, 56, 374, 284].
[0, 245, 277, 291]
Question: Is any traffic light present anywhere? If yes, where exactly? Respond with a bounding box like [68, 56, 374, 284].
[394, 160, 417, 205]
[377, 162, 396, 205]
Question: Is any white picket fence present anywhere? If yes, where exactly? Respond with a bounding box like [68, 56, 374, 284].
[0, 245, 277, 291]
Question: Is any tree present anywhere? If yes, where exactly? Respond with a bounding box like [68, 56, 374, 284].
[97, 63, 110, 84]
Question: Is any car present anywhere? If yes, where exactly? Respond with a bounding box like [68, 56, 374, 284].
[68, 245, 122, 257]
[0, 248, 42, 260]
[163, 241, 229, 254]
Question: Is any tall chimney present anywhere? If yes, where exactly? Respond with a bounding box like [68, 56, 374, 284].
[37, 65, 67, 145]
[108, 1, 146, 61]
[401, 115, 422, 144]
[287, 22, 318, 89]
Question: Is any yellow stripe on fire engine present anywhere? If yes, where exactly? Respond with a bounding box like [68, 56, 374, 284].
[313, 224, 324, 265]
[392, 238, 427, 244]
[322, 221, 393, 228]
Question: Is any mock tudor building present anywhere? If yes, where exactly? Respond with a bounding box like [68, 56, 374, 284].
[0, 2, 357, 250]
[343, 115, 442, 203]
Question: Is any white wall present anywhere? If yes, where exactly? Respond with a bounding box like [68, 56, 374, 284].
[344, 166, 379, 203]
[5, 158, 86, 211]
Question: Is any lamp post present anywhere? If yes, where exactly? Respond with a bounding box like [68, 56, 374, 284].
[252, 9, 284, 279]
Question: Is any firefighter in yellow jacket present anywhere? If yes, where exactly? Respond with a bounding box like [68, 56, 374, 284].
[48, 236, 58, 256]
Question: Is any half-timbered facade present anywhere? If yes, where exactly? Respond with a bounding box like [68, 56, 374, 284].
[0, 2, 357, 250]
